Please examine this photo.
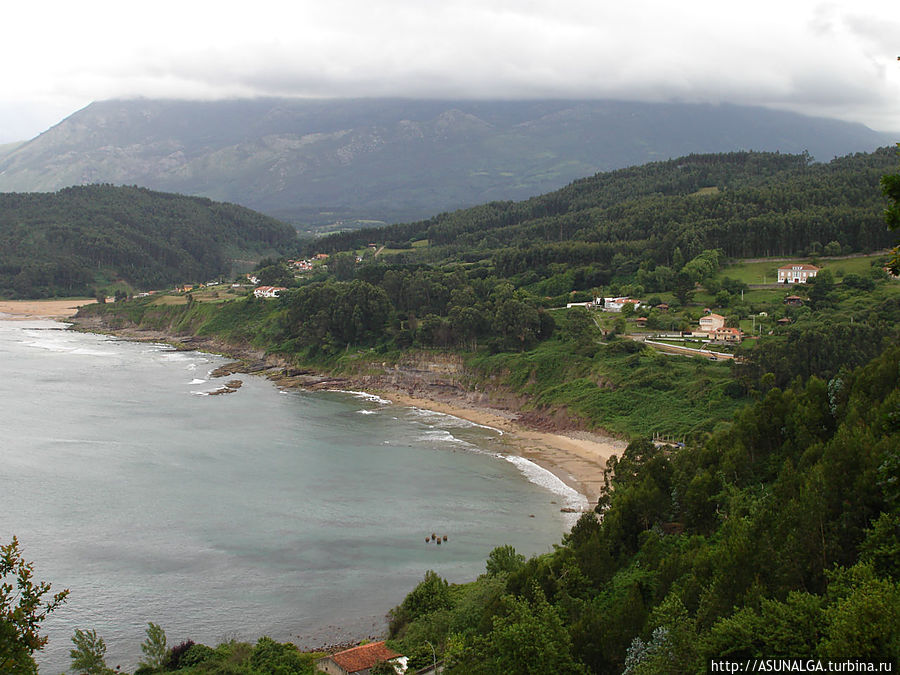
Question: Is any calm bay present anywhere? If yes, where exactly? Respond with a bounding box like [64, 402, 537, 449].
[0, 318, 580, 672]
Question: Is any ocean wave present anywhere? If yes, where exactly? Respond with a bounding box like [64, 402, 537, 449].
[415, 428, 479, 449]
[356, 409, 377, 415]
[190, 390, 210, 396]
[19, 336, 116, 357]
[405, 406, 503, 435]
[334, 390, 393, 405]
[503, 455, 589, 519]
[189, 379, 206, 385]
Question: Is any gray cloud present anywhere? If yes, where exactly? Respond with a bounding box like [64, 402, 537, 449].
[1, 0, 897, 142]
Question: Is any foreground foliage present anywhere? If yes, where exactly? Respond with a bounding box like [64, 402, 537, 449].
[0, 538, 68, 674]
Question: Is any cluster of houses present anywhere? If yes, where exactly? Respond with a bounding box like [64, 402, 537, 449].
[174, 281, 223, 293]
[696, 312, 742, 343]
[253, 285, 287, 298]
[565, 296, 645, 311]
[289, 253, 330, 272]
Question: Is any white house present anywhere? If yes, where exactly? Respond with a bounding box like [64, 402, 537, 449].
[698, 313, 726, 333]
[603, 297, 643, 312]
[253, 286, 287, 298]
[777, 264, 819, 284]
[711, 326, 742, 343]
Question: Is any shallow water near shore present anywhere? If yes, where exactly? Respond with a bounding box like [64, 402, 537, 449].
[0, 320, 576, 672]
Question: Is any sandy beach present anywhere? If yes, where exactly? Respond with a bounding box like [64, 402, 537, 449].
[385, 391, 626, 507]
[0, 298, 95, 320]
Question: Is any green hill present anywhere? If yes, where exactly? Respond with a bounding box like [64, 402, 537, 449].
[313, 147, 898, 267]
[0, 185, 297, 298]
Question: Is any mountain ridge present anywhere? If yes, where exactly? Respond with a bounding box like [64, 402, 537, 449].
[0, 98, 892, 230]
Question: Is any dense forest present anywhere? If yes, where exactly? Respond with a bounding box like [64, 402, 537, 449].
[0, 185, 297, 299]
[311, 148, 897, 269]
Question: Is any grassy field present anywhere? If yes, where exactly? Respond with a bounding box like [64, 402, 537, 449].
[720, 252, 888, 285]
[148, 287, 245, 306]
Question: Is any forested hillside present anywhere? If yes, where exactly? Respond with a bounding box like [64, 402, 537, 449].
[314, 148, 897, 267]
[0, 185, 297, 298]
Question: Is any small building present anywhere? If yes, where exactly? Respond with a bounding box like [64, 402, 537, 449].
[777, 317, 793, 325]
[253, 286, 287, 298]
[655, 303, 669, 312]
[634, 316, 648, 327]
[316, 641, 407, 675]
[711, 327, 742, 343]
[603, 297, 643, 312]
[698, 313, 726, 333]
[777, 264, 819, 284]
[784, 295, 805, 306]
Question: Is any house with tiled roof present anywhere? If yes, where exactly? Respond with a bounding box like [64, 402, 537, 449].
[698, 313, 726, 333]
[253, 286, 287, 298]
[711, 326, 743, 343]
[316, 641, 407, 675]
[777, 263, 819, 284]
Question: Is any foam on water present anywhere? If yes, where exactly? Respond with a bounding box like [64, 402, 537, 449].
[405, 406, 503, 435]
[415, 428, 479, 449]
[503, 455, 589, 525]
[338, 390, 392, 405]
[19, 330, 117, 357]
[190, 379, 207, 385]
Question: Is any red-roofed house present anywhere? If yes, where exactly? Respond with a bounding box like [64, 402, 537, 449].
[316, 641, 407, 675]
[253, 286, 287, 298]
[698, 313, 725, 333]
[711, 327, 743, 343]
[777, 264, 819, 284]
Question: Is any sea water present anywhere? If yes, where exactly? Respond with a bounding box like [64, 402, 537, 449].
[0, 319, 584, 672]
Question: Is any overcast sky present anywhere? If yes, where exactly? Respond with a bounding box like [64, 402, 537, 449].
[1, 0, 897, 143]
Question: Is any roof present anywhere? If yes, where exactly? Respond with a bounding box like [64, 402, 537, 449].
[330, 641, 402, 674]
[700, 313, 725, 321]
[778, 263, 819, 271]
[715, 327, 742, 334]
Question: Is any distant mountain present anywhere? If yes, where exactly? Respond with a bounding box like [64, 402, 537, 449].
[0, 98, 892, 230]
[0, 185, 297, 298]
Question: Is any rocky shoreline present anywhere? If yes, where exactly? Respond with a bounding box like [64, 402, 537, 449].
[68, 314, 627, 506]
